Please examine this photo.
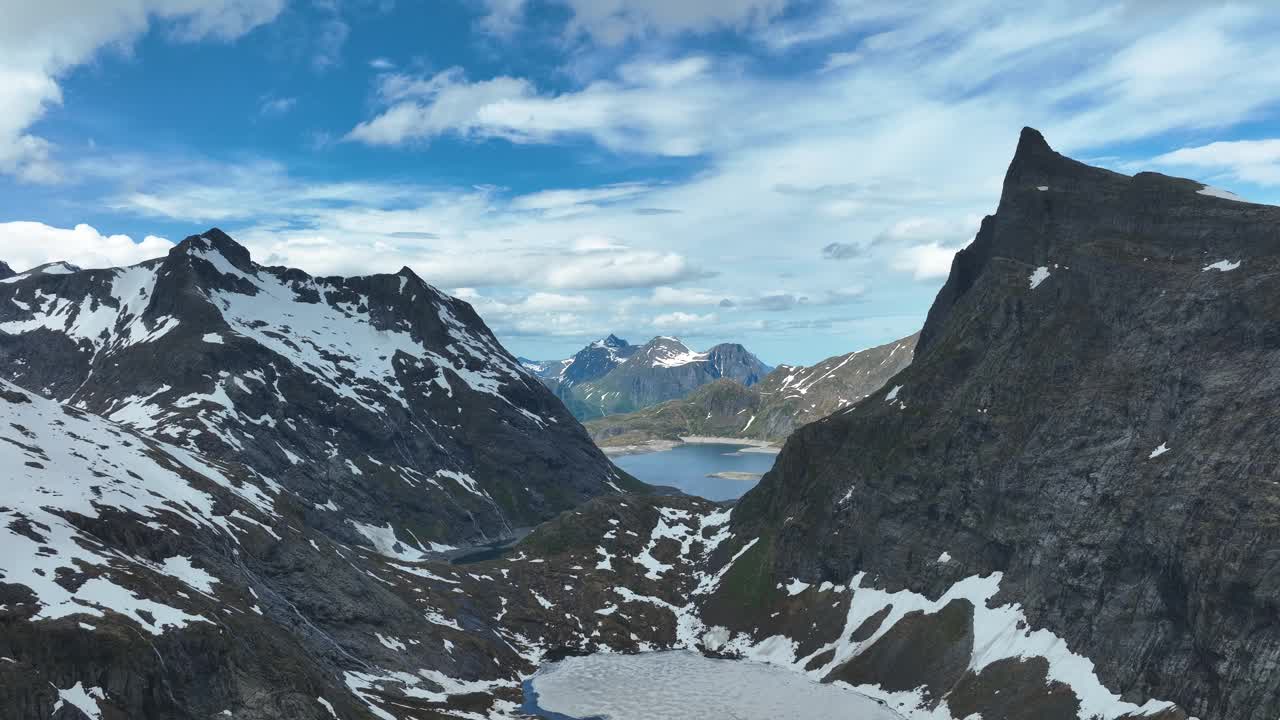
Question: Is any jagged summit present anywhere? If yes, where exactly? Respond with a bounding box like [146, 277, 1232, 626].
[725, 127, 1280, 719]
[171, 227, 254, 271]
[0, 260, 12, 280]
[0, 228, 639, 550]
[594, 333, 629, 348]
[586, 332, 918, 446]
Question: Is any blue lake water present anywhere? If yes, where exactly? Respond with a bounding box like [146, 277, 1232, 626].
[611, 443, 778, 501]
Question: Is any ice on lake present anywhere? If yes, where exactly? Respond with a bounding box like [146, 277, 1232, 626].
[525, 650, 902, 719]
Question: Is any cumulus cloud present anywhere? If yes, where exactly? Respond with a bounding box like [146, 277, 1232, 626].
[0, 222, 173, 271]
[0, 0, 286, 182]
[890, 242, 960, 280]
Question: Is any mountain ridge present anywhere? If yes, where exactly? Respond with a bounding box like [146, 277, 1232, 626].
[585, 332, 918, 447]
[0, 228, 644, 551]
[528, 334, 773, 419]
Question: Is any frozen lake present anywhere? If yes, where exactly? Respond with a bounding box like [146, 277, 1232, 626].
[523, 650, 902, 720]
[611, 443, 777, 500]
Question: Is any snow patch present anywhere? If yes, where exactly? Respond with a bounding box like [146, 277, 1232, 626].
[1029, 266, 1051, 289]
[1202, 259, 1240, 272]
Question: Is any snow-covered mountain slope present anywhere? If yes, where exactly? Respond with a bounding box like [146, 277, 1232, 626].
[0, 377, 665, 719]
[546, 335, 772, 420]
[0, 376, 1186, 720]
[524, 333, 638, 395]
[585, 333, 917, 446]
[0, 229, 642, 549]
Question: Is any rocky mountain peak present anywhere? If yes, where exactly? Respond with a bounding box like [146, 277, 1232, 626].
[170, 227, 254, 272]
[0, 229, 639, 551]
[0, 260, 12, 280]
[599, 333, 629, 348]
[24, 261, 82, 277]
[728, 129, 1280, 718]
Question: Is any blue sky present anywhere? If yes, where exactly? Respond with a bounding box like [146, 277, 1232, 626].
[2, 1, 1280, 365]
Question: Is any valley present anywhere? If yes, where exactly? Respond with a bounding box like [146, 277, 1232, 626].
[2, 127, 1276, 720]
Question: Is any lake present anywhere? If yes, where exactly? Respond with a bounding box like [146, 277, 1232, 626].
[522, 650, 902, 720]
[610, 442, 778, 500]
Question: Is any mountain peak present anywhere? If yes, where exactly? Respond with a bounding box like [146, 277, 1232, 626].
[590, 333, 630, 349]
[1015, 126, 1051, 156]
[27, 261, 81, 276]
[1003, 126, 1065, 185]
[0, 261, 15, 280]
[172, 228, 254, 272]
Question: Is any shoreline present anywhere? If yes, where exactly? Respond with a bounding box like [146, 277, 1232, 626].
[600, 435, 782, 457]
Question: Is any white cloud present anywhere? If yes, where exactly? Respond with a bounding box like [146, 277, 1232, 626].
[875, 215, 982, 247]
[652, 311, 717, 328]
[1151, 139, 1280, 186]
[259, 95, 297, 116]
[820, 51, 862, 73]
[347, 59, 725, 155]
[890, 243, 961, 281]
[30, 0, 1280, 364]
[477, 0, 526, 37]
[0, 222, 173, 271]
[369, 57, 395, 70]
[519, 292, 592, 312]
[479, 0, 787, 45]
[0, 0, 286, 182]
[545, 247, 705, 290]
[646, 287, 726, 306]
[512, 183, 653, 212]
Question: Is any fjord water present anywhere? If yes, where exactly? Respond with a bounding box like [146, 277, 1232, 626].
[523, 651, 901, 720]
[611, 443, 777, 500]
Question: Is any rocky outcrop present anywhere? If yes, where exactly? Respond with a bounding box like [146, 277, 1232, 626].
[585, 333, 917, 445]
[712, 128, 1279, 719]
[0, 230, 643, 550]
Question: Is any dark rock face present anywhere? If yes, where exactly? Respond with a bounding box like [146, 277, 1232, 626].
[585, 333, 917, 445]
[524, 334, 637, 393]
[704, 343, 771, 386]
[724, 128, 1279, 719]
[561, 334, 637, 386]
[0, 229, 642, 549]
[0, 261, 14, 280]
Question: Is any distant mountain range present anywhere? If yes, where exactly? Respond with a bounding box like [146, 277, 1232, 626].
[585, 333, 918, 447]
[524, 334, 772, 419]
